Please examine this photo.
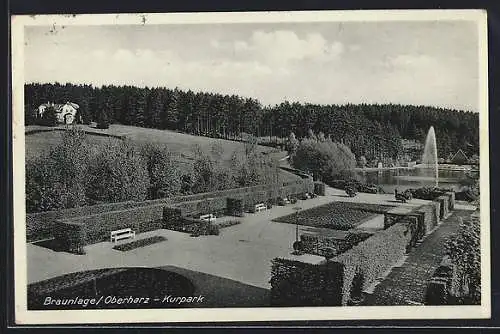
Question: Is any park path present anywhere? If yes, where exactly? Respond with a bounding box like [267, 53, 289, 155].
[361, 210, 472, 306]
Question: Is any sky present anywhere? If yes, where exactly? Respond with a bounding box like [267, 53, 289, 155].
[24, 20, 480, 111]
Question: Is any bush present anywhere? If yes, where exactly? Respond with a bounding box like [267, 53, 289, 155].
[86, 140, 150, 204]
[270, 258, 344, 306]
[409, 187, 452, 201]
[96, 110, 110, 129]
[445, 215, 481, 304]
[112, 236, 167, 251]
[291, 137, 356, 182]
[216, 219, 241, 229]
[26, 127, 90, 213]
[40, 105, 58, 126]
[140, 143, 181, 199]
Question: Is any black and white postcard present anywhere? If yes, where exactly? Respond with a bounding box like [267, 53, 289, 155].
[11, 10, 490, 324]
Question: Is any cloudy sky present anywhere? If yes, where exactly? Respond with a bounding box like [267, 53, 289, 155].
[25, 20, 480, 111]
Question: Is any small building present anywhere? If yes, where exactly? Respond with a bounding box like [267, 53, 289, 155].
[37, 101, 80, 125]
[450, 149, 469, 165]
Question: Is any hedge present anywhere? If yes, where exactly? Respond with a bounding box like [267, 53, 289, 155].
[163, 216, 219, 236]
[416, 203, 440, 235]
[314, 182, 326, 196]
[54, 204, 165, 252]
[26, 201, 139, 242]
[300, 232, 373, 257]
[425, 257, 454, 305]
[270, 258, 343, 306]
[226, 198, 244, 217]
[174, 197, 227, 217]
[28, 177, 314, 241]
[333, 221, 414, 305]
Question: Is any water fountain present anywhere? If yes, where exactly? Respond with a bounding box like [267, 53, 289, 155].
[421, 126, 439, 187]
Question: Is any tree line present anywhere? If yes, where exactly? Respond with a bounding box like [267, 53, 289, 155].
[26, 127, 281, 213]
[25, 82, 479, 162]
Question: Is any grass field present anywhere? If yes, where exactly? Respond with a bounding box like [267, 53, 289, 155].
[25, 124, 287, 165]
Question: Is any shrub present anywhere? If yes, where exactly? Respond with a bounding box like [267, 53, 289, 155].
[445, 215, 481, 304]
[112, 236, 167, 251]
[409, 187, 452, 201]
[26, 127, 90, 213]
[216, 219, 241, 229]
[40, 105, 58, 126]
[270, 258, 343, 306]
[86, 140, 150, 204]
[140, 143, 181, 199]
[291, 137, 356, 182]
[96, 110, 110, 129]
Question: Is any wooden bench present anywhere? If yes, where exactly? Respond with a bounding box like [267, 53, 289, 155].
[254, 203, 267, 212]
[110, 228, 136, 243]
[200, 214, 216, 223]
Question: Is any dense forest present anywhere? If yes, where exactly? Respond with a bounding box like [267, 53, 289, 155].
[25, 83, 479, 162]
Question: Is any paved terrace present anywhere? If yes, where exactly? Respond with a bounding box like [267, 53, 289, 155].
[28, 187, 433, 289]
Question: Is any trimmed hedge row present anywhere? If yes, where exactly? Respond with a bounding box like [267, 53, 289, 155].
[164, 216, 219, 236]
[425, 256, 454, 305]
[54, 204, 166, 252]
[314, 182, 326, 196]
[174, 197, 227, 217]
[26, 201, 138, 242]
[270, 258, 343, 306]
[300, 232, 373, 257]
[417, 202, 440, 234]
[333, 221, 414, 305]
[28, 178, 314, 242]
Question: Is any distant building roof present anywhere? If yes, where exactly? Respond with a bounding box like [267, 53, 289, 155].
[450, 149, 469, 163]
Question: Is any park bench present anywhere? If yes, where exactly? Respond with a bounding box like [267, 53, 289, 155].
[200, 213, 216, 223]
[110, 228, 136, 243]
[278, 197, 290, 206]
[254, 203, 267, 212]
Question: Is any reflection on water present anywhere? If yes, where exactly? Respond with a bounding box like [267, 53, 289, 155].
[355, 167, 471, 193]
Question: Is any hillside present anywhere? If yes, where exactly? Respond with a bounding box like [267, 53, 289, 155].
[25, 124, 298, 182]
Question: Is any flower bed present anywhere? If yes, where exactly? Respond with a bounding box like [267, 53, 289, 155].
[112, 236, 167, 251]
[273, 202, 393, 231]
[215, 219, 242, 229]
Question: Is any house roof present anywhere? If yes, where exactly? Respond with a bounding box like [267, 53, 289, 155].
[38, 102, 79, 111]
[451, 149, 469, 162]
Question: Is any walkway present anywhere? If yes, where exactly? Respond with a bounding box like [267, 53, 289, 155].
[361, 210, 472, 305]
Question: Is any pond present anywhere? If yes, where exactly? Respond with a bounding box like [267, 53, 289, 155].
[355, 166, 476, 194]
